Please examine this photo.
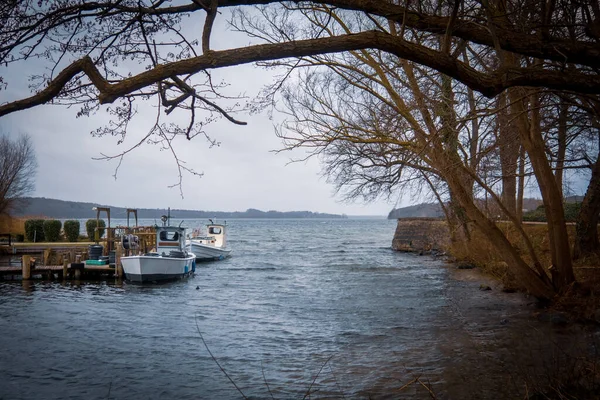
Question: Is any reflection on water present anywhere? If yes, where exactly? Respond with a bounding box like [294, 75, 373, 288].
[0, 218, 597, 399]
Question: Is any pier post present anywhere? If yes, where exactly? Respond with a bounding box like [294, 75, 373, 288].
[22, 255, 31, 280]
[62, 260, 68, 280]
[115, 243, 123, 279]
[43, 248, 51, 266]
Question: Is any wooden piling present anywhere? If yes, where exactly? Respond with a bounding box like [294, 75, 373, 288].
[115, 243, 123, 279]
[22, 255, 31, 280]
[62, 260, 68, 280]
[43, 248, 51, 266]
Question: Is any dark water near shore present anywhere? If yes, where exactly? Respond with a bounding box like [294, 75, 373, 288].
[1, 218, 598, 399]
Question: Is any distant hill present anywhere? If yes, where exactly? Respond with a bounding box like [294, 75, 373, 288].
[12, 197, 346, 219]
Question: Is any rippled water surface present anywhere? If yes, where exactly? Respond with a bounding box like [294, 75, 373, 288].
[1, 218, 597, 399]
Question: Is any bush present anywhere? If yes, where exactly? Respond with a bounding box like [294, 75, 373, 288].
[522, 202, 581, 222]
[24, 219, 45, 242]
[14, 233, 24, 242]
[522, 206, 546, 222]
[86, 219, 106, 240]
[564, 202, 581, 222]
[63, 220, 80, 242]
[42, 220, 62, 242]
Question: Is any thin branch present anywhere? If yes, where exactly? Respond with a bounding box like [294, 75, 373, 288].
[195, 314, 248, 400]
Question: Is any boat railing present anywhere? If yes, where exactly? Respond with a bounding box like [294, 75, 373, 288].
[190, 235, 216, 241]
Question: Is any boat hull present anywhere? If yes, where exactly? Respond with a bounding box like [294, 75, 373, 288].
[121, 254, 196, 282]
[186, 241, 232, 261]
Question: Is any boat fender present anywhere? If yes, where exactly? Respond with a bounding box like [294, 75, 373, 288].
[192, 260, 196, 272]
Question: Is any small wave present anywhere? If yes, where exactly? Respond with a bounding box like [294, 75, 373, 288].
[227, 267, 278, 271]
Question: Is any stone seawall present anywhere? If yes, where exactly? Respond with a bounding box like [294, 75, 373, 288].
[391, 218, 450, 252]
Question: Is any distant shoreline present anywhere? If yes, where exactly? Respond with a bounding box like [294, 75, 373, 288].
[13, 197, 363, 219]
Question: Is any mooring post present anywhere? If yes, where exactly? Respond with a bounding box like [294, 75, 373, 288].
[62, 260, 68, 280]
[116, 243, 123, 278]
[22, 255, 31, 280]
[43, 248, 51, 266]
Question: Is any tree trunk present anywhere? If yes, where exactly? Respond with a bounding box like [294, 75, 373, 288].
[497, 92, 519, 217]
[509, 88, 574, 290]
[574, 151, 600, 258]
[490, 0, 575, 289]
[516, 146, 525, 222]
[441, 163, 555, 300]
[554, 100, 568, 198]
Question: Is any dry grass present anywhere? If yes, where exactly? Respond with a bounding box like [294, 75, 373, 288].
[449, 222, 600, 320]
[0, 215, 26, 234]
[449, 223, 557, 291]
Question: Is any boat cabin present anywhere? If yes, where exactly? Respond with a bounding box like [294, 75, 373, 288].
[191, 223, 227, 248]
[207, 224, 227, 248]
[156, 226, 186, 255]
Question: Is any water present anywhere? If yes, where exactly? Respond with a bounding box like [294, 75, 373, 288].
[0, 218, 597, 399]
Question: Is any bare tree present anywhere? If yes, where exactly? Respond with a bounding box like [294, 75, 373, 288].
[0, 134, 37, 215]
[261, 4, 556, 299]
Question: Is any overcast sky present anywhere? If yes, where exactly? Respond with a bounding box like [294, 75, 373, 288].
[0, 10, 405, 216]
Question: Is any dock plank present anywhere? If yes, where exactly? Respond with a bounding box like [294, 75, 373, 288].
[0, 264, 116, 275]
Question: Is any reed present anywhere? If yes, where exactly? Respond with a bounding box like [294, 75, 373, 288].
[0, 214, 26, 235]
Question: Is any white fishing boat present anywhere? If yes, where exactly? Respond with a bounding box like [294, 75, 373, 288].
[121, 224, 196, 283]
[186, 220, 232, 261]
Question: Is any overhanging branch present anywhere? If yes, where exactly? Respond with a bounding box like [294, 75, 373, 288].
[1, 31, 599, 118]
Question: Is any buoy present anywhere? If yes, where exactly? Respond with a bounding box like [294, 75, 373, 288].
[196, 286, 200, 290]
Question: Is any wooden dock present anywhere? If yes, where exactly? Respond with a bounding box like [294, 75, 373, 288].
[0, 222, 157, 281]
[0, 249, 124, 281]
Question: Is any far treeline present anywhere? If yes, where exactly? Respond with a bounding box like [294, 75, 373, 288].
[2, 1, 600, 301]
[13, 197, 345, 220]
[388, 198, 584, 222]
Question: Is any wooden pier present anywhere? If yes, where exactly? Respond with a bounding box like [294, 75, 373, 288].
[0, 256, 123, 280]
[0, 245, 125, 281]
[0, 214, 157, 281]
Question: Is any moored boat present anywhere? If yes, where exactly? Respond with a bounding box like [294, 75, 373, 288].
[186, 220, 232, 261]
[121, 225, 196, 283]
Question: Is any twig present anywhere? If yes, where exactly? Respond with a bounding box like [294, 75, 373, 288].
[417, 377, 437, 399]
[397, 375, 420, 392]
[194, 314, 248, 399]
[302, 354, 334, 400]
[261, 360, 275, 400]
[327, 363, 346, 399]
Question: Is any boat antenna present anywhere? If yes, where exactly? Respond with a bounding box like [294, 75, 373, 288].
[168, 207, 171, 225]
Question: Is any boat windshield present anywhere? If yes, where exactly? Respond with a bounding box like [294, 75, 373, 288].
[159, 231, 179, 241]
